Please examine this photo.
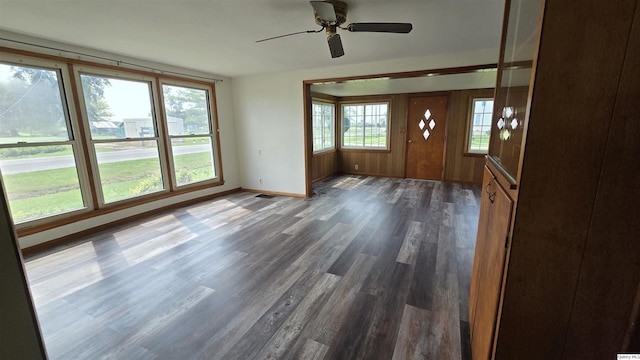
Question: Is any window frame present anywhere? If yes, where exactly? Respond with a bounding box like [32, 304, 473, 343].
[339, 100, 391, 151]
[0, 55, 93, 227]
[311, 99, 336, 154]
[0, 49, 225, 232]
[159, 78, 223, 189]
[74, 65, 170, 206]
[465, 96, 494, 156]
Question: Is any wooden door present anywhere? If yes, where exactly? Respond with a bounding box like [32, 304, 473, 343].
[471, 168, 513, 360]
[406, 95, 448, 180]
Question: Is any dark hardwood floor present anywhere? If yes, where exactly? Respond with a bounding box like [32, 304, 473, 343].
[24, 175, 480, 360]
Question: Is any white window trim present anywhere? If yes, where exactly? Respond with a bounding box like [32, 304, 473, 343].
[312, 99, 336, 154]
[467, 97, 494, 155]
[340, 100, 391, 150]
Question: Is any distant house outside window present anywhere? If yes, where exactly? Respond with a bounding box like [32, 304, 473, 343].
[341, 102, 389, 149]
[78, 73, 165, 204]
[312, 101, 335, 153]
[468, 98, 494, 153]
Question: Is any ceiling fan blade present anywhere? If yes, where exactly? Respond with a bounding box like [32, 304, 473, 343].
[310, 1, 337, 23]
[327, 33, 344, 58]
[256, 28, 323, 43]
[347, 23, 413, 33]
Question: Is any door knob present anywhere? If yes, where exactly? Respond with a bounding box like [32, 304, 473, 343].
[408, 140, 413, 143]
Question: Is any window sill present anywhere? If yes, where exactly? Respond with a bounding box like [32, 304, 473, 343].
[313, 148, 337, 156]
[339, 148, 391, 153]
[464, 152, 487, 158]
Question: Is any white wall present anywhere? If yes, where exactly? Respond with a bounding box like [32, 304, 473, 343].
[232, 48, 499, 195]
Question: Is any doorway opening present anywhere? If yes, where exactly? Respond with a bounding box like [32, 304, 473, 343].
[303, 64, 498, 197]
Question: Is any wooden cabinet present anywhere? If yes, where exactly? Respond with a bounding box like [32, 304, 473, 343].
[469, 0, 640, 358]
[469, 165, 513, 360]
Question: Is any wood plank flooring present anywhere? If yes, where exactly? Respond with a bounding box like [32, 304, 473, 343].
[24, 175, 480, 360]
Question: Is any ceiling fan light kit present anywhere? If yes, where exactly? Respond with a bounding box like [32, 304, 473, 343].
[257, 0, 413, 59]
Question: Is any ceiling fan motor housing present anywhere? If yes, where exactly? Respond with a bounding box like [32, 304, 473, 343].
[314, 0, 348, 26]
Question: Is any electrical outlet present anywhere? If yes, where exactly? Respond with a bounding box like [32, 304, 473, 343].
[258, 149, 262, 156]
[355, 164, 359, 170]
[259, 178, 263, 184]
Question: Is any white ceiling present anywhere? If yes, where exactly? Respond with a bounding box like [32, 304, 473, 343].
[0, 0, 505, 78]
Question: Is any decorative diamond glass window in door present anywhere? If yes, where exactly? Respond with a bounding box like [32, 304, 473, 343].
[420, 108, 435, 141]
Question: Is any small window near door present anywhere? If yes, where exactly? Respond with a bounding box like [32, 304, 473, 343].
[468, 98, 493, 154]
[312, 101, 335, 153]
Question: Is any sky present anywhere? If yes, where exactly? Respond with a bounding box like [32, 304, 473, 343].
[102, 78, 154, 122]
[0, 63, 153, 122]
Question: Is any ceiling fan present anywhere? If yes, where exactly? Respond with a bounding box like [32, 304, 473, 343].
[256, 0, 413, 58]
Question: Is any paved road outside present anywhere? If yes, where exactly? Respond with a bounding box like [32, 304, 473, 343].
[0, 144, 211, 175]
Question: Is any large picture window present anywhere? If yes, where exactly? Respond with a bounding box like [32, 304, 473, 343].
[0, 51, 223, 229]
[312, 101, 335, 153]
[161, 82, 218, 186]
[341, 102, 389, 149]
[468, 98, 494, 154]
[0, 61, 88, 223]
[78, 71, 165, 204]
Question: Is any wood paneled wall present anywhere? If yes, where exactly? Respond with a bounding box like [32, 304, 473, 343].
[444, 88, 494, 184]
[339, 95, 407, 177]
[311, 89, 492, 183]
[311, 150, 339, 182]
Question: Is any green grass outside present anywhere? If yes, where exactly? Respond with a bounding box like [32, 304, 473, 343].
[172, 137, 212, 147]
[173, 151, 214, 186]
[102, 176, 163, 203]
[5, 151, 213, 222]
[470, 134, 490, 149]
[9, 189, 84, 223]
[343, 135, 387, 147]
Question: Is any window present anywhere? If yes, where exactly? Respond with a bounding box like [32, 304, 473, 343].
[341, 102, 389, 149]
[0, 61, 89, 223]
[312, 101, 335, 153]
[0, 52, 224, 228]
[468, 98, 494, 153]
[161, 82, 219, 186]
[78, 70, 165, 204]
